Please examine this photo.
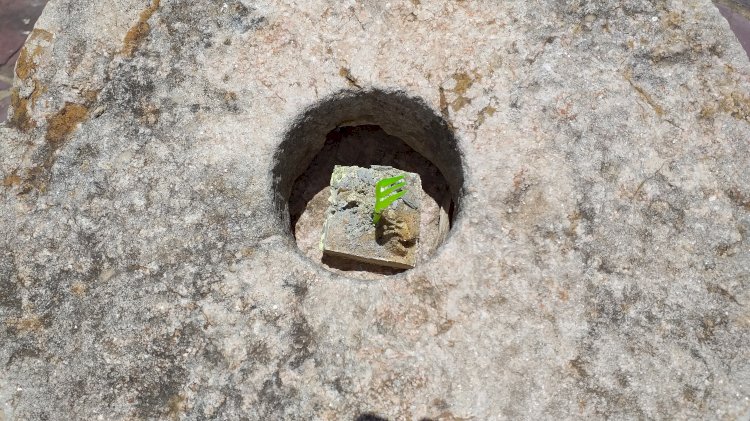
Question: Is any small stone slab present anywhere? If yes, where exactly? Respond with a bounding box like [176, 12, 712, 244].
[321, 165, 421, 269]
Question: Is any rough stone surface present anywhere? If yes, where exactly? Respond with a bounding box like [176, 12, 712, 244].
[322, 165, 422, 270]
[1, 0, 750, 420]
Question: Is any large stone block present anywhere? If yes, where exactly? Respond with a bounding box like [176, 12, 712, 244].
[1, 0, 749, 419]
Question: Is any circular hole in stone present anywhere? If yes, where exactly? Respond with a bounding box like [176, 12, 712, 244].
[272, 89, 465, 279]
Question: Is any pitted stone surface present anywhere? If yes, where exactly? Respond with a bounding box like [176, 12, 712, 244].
[1, 0, 749, 420]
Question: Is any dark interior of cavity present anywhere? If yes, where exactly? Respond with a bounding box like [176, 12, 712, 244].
[288, 125, 454, 276]
[271, 89, 464, 278]
[289, 125, 454, 236]
[272, 89, 465, 232]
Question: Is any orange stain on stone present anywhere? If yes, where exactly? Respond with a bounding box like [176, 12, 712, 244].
[8, 88, 34, 131]
[46, 102, 89, 144]
[14, 29, 53, 81]
[122, 0, 161, 57]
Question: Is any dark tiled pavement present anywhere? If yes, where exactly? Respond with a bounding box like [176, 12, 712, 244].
[0, 0, 749, 123]
[717, 2, 750, 58]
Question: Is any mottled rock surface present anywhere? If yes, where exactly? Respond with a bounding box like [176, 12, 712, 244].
[1, 0, 750, 420]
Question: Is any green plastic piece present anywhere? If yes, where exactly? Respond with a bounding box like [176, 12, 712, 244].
[373, 174, 407, 224]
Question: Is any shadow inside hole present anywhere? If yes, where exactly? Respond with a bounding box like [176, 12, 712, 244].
[355, 414, 390, 421]
[320, 252, 405, 276]
[273, 89, 466, 279]
[354, 415, 436, 421]
[288, 125, 453, 275]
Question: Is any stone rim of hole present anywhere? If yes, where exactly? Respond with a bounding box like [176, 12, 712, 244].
[271, 88, 467, 279]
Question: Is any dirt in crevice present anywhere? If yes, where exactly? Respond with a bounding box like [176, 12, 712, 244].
[624, 69, 665, 117]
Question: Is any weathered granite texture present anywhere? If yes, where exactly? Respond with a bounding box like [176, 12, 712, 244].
[1, 0, 750, 420]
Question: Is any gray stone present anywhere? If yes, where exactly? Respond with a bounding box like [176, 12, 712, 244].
[321, 165, 422, 270]
[1, 0, 750, 420]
